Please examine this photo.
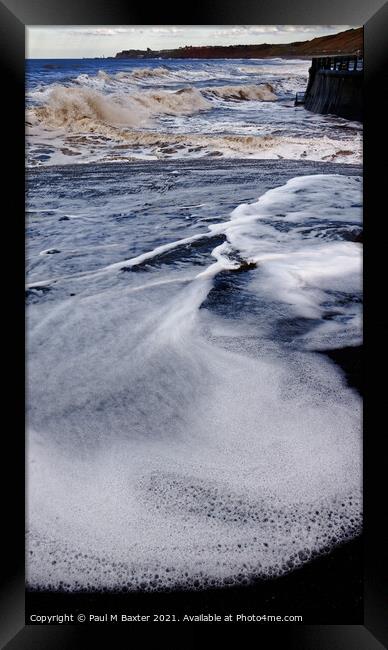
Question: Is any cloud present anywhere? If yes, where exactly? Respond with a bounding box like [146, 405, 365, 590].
[51, 26, 185, 37]
[150, 28, 184, 34]
[62, 28, 141, 36]
[212, 25, 352, 37]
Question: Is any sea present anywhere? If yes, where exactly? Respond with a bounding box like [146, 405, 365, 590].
[26, 57, 362, 165]
[26, 58, 363, 596]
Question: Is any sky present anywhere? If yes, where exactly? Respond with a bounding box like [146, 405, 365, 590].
[26, 25, 358, 59]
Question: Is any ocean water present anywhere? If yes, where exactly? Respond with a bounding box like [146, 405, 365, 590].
[26, 58, 362, 166]
[26, 59, 362, 594]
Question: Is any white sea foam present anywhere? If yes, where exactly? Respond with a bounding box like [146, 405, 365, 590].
[125, 66, 173, 80]
[238, 62, 309, 76]
[26, 120, 363, 167]
[27, 173, 362, 591]
[203, 83, 277, 101]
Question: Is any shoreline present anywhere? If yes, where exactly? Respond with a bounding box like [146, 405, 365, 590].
[26, 156, 363, 174]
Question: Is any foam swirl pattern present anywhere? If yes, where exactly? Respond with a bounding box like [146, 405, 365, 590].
[26, 161, 362, 592]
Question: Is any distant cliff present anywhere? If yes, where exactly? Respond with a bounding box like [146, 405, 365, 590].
[115, 27, 363, 60]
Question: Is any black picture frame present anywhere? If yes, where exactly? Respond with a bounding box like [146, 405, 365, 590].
[1, 0, 387, 646]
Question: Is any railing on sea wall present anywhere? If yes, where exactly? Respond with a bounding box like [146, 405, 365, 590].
[298, 53, 363, 120]
[295, 92, 305, 105]
[310, 55, 363, 73]
[296, 54, 363, 107]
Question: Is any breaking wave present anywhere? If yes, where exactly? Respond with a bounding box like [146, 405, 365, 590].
[27, 86, 151, 128]
[27, 85, 211, 130]
[203, 83, 277, 101]
[126, 66, 173, 79]
[27, 82, 277, 132]
[238, 63, 309, 76]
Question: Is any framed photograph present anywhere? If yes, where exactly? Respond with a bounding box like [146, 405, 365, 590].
[1, 0, 387, 646]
